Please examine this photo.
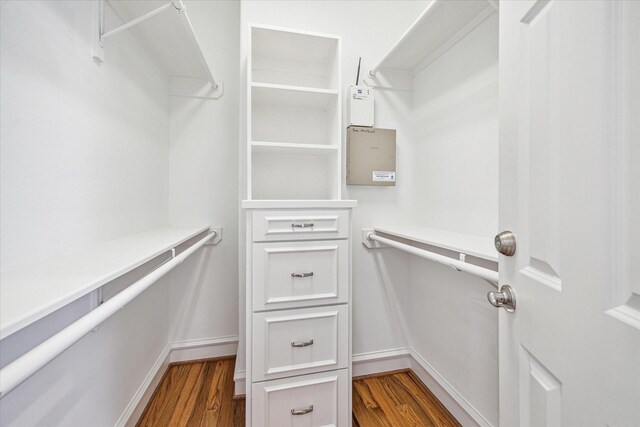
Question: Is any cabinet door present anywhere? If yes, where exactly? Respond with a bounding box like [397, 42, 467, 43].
[252, 305, 348, 382]
[253, 240, 348, 311]
[252, 369, 349, 427]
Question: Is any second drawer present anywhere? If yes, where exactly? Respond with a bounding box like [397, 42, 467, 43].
[252, 240, 349, 311]
[252, 305, 348, 382]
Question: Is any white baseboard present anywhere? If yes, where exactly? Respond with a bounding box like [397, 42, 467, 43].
[233, 368, 246, 397]
[409, 348, 492, 427]
[352, 347, 412, 377]
[116, 344, 171, 427]
[120, 339, 493, 427]
[118, 335, 239, 427]
[169, 335, 238, 363]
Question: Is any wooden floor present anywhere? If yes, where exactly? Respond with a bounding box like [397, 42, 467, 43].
[137, 358, 459, 427]
[352, 370, 460, 427]
[136, 357, 244, 427]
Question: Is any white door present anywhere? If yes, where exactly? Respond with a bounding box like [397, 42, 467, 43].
[498, 1, 640, 426]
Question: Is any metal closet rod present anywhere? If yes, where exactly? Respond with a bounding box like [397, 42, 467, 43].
[100, 0, 219, 90]
[101, 1, 183, 40]
[0, 230, 217, 399]
[366, 232, 499, 284]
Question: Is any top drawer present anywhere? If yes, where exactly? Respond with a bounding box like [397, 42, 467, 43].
[252, 210, 349, 242]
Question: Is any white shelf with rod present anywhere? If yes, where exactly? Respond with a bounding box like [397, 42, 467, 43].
[0, 225, 221, 341]
[0, 228, 220, 398]
[368, 0, 497, 79]
[92, 0, 223, 99]
[362, 225, 498, 284]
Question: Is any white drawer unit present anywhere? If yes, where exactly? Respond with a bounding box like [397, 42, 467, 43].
[252, 240, 349, 311]
[252, 369, 349, 427]
[252, 305, 348, 382]
[252, 210, 349, 242]
[243, 24, 353, 427]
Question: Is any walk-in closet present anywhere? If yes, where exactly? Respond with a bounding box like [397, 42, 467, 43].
[1, 1, 638, 426]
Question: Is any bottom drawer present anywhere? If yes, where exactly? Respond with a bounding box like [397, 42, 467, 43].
[252, 369, 349, 427]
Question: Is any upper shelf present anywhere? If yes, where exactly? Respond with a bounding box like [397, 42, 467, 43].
[369, 0, 496, 78]
[98, 0, 219, 91]
[251, 24, 339, 90]
[372, 224, 497, 262]
[0, 226, 209, 340]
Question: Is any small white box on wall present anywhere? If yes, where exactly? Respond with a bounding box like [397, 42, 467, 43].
[348, 86, 374, 127]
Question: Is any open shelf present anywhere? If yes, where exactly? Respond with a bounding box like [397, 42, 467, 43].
[251, 141, 338, 156]
[251, 25, 339, 90]
[0, 226, 209, 340]
[103, 0, 217, 87]
[372, 224, 497, 263]
[247, 24, 342, 201]
[251, 83, 339, 149]
[251, 151, 339, 200]
[251, 83, 338, 108]
[369, 0, 496, 77]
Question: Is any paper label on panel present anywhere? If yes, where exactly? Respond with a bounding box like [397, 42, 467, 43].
[372, 171, 396, 182]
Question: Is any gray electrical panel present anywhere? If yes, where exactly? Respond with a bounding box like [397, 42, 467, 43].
[346, 126, 396, 186]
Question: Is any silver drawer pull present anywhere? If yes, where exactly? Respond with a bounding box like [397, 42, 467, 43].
[291, 339, 314, 348]
[291, 272, 314, 278]
[291, 223, 314, 228]
[291, 405, 314, 415]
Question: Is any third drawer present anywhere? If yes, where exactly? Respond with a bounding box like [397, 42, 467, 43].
[252, 304, 348, 382]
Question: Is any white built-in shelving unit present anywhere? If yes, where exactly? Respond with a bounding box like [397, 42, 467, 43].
[0, 226, 213, 340]
[95, 0, 222, 98]
[369, 0, 496, 79]
[248, 25, 342, 200]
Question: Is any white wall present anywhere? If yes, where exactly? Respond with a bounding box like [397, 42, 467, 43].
[0, 1, 171, 425]
[167, 0, 240, 345]
[0, 1, 240, 425]
[412, 14, 499, 237]
[406, 14, 499, 426]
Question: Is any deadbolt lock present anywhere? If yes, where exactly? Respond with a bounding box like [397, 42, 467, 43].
[495, 231, 516, 256]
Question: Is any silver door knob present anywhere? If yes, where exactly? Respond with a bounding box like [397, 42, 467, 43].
[494, 231, 516, 256]
[487, 285, 516, 312]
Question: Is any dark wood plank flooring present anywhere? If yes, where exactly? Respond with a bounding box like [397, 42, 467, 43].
[137, 358, 458, 427]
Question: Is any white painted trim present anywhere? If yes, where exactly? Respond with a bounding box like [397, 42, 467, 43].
[117, 335, 239, 427]
[169, 335, 238, 363]
[409, 348, 493, 427]
[116, 343, 171, 427]
[233, 369, 246, 397]
[352, 347, 411, 377]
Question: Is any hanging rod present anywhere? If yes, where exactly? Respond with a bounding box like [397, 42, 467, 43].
[365, 231, 498, 284]
[0, 230, 217, 399]
[95, 0, 220, 91]
[101, 1, 182, 41]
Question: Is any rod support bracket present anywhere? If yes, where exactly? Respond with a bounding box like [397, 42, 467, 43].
[362, 229, 386, 249]
[205, 226, 223, 245]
